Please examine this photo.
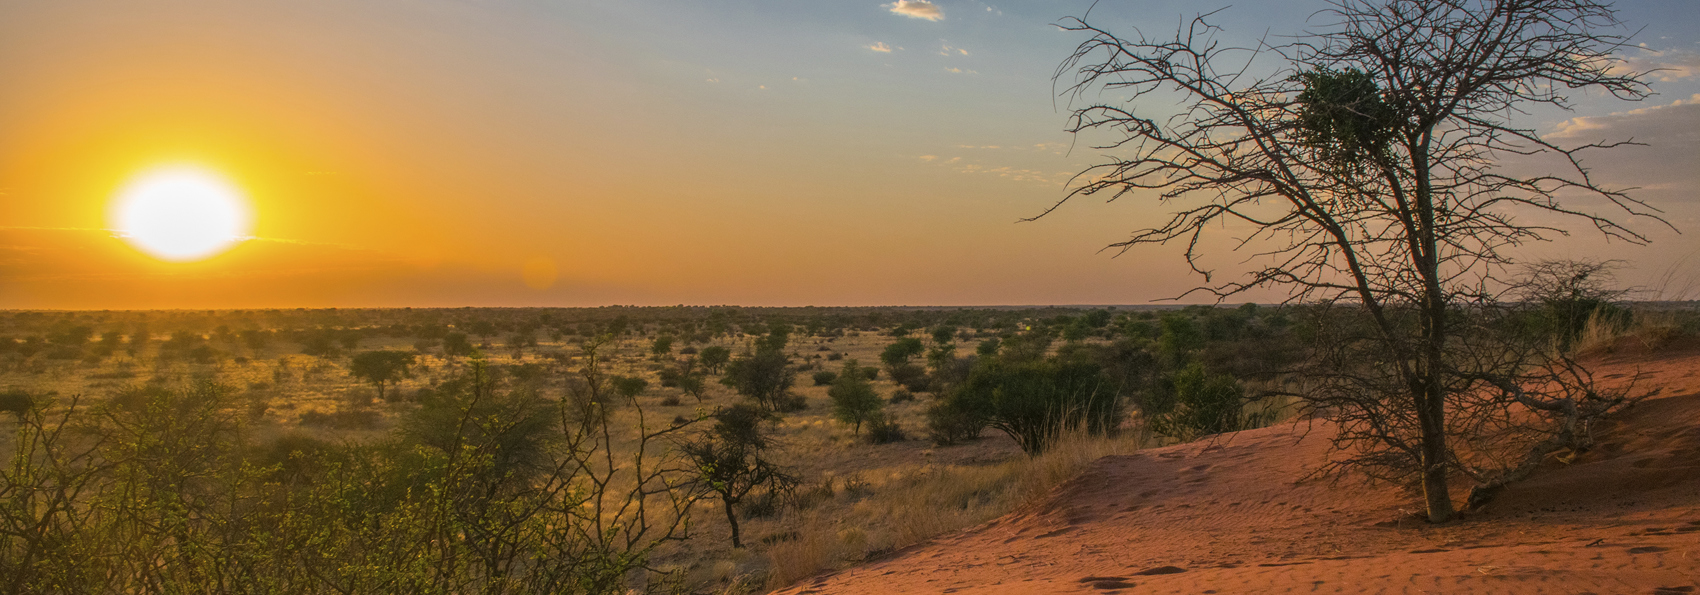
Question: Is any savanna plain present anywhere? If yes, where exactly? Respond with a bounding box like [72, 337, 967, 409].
[2, 301, 1697, 594]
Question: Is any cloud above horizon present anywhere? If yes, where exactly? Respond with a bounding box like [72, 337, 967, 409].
[886, 0, 943, 21]
[1548, 93, 1700, 141]
[867, 41, 893, 53]
[1613, 46, 1700, 82]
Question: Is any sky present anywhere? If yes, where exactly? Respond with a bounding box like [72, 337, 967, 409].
[0, 0, 1696, 309]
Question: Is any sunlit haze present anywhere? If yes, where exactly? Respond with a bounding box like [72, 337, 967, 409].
[1, 0, 1696, 309]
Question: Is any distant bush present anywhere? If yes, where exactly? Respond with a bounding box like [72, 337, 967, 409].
[1145, 363, 1252, 441]
[889, 389, 915, 404]
[774, 392, 808, 412]
[811, 370, 838, 386]
[658, 368, 682, 387]
[942, 356, 1124, 455]
[826, 351, 844, 361]
[612, 375, 649, 400]
[441, 332, 475, 357]
[0, 389, 33, 417]
[828, 360, 882, 435]
[889, 363, 930, 392]
[863, 417, 906, 444]
[925, 401, 983, 446]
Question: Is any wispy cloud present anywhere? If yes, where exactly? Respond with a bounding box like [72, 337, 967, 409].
[944, 67, 977, 74]
[1549, 93, 1700, 139]
[1612, 46, 1700, 82]
[867, 42, 893, 53]
[940, 43, 969, 56]
[885, 0, 943, 21]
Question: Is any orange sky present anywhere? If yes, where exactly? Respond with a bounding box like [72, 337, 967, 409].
[1, 1, 1695, 309]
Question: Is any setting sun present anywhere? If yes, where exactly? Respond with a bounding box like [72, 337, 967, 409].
[109, 166, 251, 262]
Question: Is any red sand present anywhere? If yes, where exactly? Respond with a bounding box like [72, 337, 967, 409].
[774, 347, 1700, 594]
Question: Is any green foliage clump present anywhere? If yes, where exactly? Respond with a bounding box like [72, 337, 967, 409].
[678, 403, 797, 548]
[939, 350, 1124, 455]
[811, 370, 838, 386]
[1145, 363, 1254, 440]
[925, 401, 984, 446]
[697, 345, 732, 373]
[347, 349, 416, 401]
[879, 337, 925, 370]
[828, 360, 882, 435]
[862, 417, 906, 445]
[612, 375, 649, 400]
[0, 389, 33, 417]
[441, 331, 475, 357]
[721, 347, 795, 411]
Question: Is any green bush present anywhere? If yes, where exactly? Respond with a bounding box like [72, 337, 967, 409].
[889, 363, 929, 392]
[828, 360, 882, 435]
[812, 370, 838, 386]
[0, 389, 33, 416]
[942, 356, 1124, 455]
[1146, 363, 1251, 441]
[863, 416, 906, 444]
[924, 401, 984, 446]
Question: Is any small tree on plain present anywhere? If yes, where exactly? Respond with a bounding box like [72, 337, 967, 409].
[348, 350, 417, 401]
[827, 360, 883, 436]
[720, 348, 795, 411]
[612, 376, 649, 401]
[650, 335, 675, 360]
[697, 345, 732, 374]
[678, 404, 797, 548]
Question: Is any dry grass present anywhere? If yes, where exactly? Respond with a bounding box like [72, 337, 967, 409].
[762, 426, 1149, 590]
[1575, 305, 1700, 356]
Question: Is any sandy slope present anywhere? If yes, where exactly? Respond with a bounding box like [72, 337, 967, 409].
[773, 346, 1700, 594]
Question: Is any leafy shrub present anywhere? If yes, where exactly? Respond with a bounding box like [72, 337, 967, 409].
[889, 389, 915, 404]
[774, 392, 808, 412]
[0, 389, 33, 416]
[925, 401, 984, 446]
[658, 368, 682, 387]
[1146, 363, 1250, 440]
[828, 360, 882, 435]
[889, 363, 930, 392]
[943, 357, 1124, 454]
[612, 375, 649, 399]
[863, 416, 906, 444]
[721, 348, 795, 411]
[812, 370, 838, 386]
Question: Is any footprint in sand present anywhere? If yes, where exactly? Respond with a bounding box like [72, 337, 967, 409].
[1132, 565, 1187, 575]
[1077, 576, 1136, 589]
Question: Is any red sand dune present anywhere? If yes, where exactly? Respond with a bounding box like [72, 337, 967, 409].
[774, 347, 1700, 594]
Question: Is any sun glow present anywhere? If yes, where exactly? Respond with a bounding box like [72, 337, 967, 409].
[110, 166, 252, 262]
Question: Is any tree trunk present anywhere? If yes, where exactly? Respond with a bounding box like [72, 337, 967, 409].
[1413, 139, 1455, 523]
[1416, 385, 1455, 522]
[724, 497, 743, 548]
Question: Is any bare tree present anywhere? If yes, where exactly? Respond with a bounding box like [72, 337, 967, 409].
[1052, 0, 1664, 521]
